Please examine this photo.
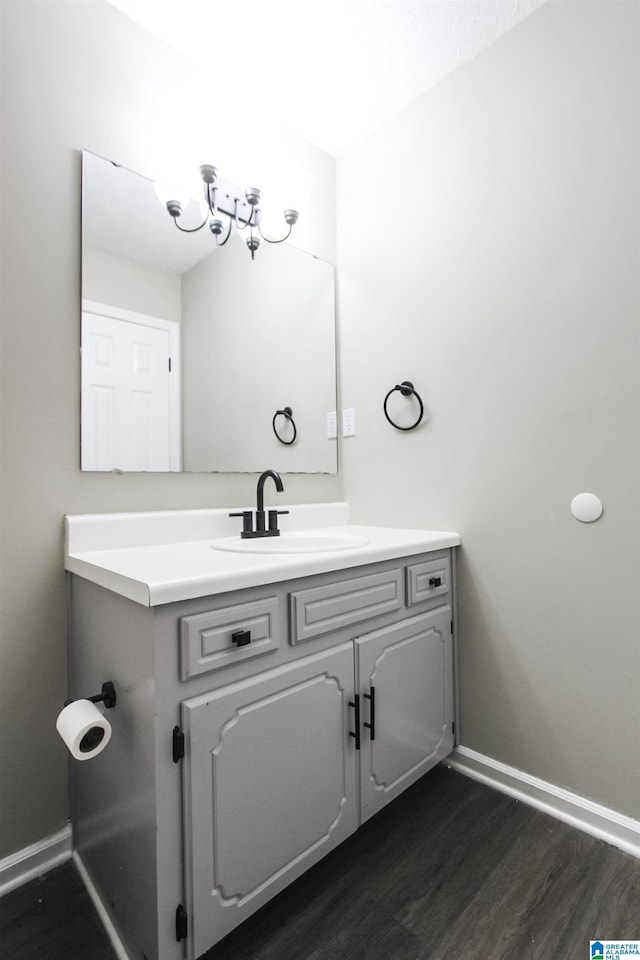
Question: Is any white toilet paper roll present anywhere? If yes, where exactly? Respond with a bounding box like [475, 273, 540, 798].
[56, 699, 112, 760]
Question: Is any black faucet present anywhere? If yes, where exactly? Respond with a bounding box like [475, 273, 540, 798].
[229, 469, 289, 539]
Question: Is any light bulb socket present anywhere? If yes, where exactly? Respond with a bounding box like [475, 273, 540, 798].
[284, 209, 299, 226]
[200, 164, 218, 184]
[245, 187, 261, 206]
[246, 234, 260, 253]
[209, 218, 225, 236]
[166, 200, 183, 218]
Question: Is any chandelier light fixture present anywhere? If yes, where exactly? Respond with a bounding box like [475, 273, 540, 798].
[156, 164, 301, 260]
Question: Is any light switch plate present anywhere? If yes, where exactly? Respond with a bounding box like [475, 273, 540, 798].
[342, 408, 356, 437]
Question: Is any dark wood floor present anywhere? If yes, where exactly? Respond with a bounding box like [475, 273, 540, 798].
[0, 854, 116, 960]
[2, 766, 639, 960]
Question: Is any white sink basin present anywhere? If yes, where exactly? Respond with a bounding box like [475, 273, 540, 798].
[212, 532, 370, 555]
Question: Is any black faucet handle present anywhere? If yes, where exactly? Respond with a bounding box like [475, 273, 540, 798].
[268, 509, 289, 534]
[229, 510, 254, 535]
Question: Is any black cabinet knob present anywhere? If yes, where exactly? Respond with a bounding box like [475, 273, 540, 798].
[429, 576, 442, 588]
[231, 629, 251, 647]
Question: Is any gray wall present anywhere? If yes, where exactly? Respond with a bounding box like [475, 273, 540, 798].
[0, 0, 339, 860]
[338, 0, 640, 818]
[182, 239, 337, 473]
[2, 0, 638, 869]
[83, 246, 182, 325]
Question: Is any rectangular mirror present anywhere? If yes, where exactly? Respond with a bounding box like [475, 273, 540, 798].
[81, 150, 338, 473]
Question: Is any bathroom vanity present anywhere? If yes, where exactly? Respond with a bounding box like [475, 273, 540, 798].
[64, 504, 460, 960]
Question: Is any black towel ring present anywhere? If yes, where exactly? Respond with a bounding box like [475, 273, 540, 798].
[272, 406, 297, 445]
[383, 381, 424, 431]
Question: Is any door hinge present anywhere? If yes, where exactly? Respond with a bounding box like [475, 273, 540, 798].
[175, 904, 188, 942]
[452, 721, 456, 737]
[168, 356, 172, 373]
[172, 725, 184, 763]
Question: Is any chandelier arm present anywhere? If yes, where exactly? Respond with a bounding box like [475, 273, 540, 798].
[215, 219, 234, 247]
[173, 214, 209, 234]
[257, 222, 293, 244]
[233, 197, 257, 229]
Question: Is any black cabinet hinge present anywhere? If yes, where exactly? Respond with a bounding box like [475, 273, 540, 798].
[172, 725, 184, 763]
[450, 620, 454, 634]
[168, 356, 172, 373]
[175, 904, 188, 942]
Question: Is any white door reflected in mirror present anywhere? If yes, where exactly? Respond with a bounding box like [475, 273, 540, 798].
[81, 304, 181, 472]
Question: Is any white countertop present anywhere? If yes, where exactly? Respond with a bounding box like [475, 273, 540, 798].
[65, 503, 460, 606]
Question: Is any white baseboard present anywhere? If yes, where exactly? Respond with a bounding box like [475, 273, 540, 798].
[448, 745, 640, 859]
[73, 852, 132, 960]
[0, 825, 72, 897]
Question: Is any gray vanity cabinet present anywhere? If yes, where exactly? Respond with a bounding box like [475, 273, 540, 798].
[180, 606, 454, 959]
[181, 642, 359, 959]
[68, 548, 456, 960]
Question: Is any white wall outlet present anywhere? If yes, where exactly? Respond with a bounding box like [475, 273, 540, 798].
[327, 411, 337, 439]
[342, 408, 356, 437]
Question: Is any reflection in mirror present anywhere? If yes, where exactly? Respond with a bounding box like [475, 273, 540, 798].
[81, 151, 337, 473]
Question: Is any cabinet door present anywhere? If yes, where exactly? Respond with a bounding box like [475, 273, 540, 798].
[181, 643, 358, 959]
[356, 607, 454, 822]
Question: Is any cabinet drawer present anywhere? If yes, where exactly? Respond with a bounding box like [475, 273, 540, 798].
[180, 598, 280, 680]
[406, 556, 451, 606]
[290, 568, 403, 645]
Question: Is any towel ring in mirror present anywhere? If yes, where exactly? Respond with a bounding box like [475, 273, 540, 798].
[272, 406, 297, 445]
[383, 381, 424, 431]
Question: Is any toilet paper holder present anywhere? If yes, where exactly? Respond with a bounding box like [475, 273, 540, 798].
[64, 681, 117, 710]
[57, 681, 117, 761]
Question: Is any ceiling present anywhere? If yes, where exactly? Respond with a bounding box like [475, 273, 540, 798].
[106, 0, 547, 158]
[83, 150, 214, 274]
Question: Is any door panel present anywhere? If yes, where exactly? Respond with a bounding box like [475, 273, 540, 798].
[81, 310, 174, 471]
[181, 643, 358, 959]
[357, 607, 454, 821]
